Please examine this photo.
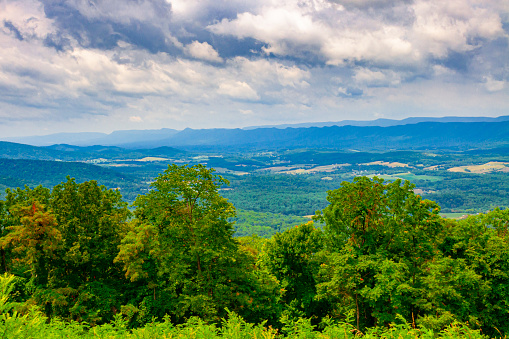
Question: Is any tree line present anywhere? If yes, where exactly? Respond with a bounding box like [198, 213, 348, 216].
[0, 164, 508, 336]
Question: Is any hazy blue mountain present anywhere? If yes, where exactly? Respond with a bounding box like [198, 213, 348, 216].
[4, 132, 107, 147]
[0, 141, 76, 161]
[0, 141, 186, 162]
[44, 144, 187, 159]
[3, 128, 179, 147]
[99, 129, 180, 145]
[3, 118, 509, 152]
[243, 115, 509, 129]
[5, 116, 509, 148]
[119, 121, 509, 151]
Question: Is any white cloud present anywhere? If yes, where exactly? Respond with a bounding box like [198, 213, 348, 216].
[0, 0, 56, 39]
[228, 57, 310, 88]
[66, 0, 171, 25]
[209, 6, 325, 57]
[411, 0, 505, 58]
[218, 81, 260, 100]
[484, 76, 505, 92]
[354, 68, 402, 87]
[432, 65, 456, 76]
[209, 0, 506, 68]
[185, 41, 223, 62]
[322, 27, 416, 66]
[129, 116, 143, 122]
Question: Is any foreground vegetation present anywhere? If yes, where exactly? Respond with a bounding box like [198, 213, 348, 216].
[0, 164, 508, 337]
[0, 299, 489, 338]
[0, 274, 489, 338]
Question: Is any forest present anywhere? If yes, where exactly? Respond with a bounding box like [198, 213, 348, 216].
[0, 163, 508, 338]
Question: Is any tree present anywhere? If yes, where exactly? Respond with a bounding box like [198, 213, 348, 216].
[0, 202, 61, 286]
[0, 178, 131, 323]
[0, 185, 51, 274]
[116, 164, 279, 324]
[49, 177, 130, 289]
[432, 208, 509, 336]
[260, 221, 327, 322]
[315, 176, 442, 329]
[47, 177, 131, 323]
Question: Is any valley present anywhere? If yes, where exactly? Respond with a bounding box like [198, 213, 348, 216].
[1, 137, 508, 237]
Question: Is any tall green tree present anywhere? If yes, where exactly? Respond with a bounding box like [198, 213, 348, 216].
[260, 221, 327, 322]
[432, 208, 509, 336]
[47, 177, 131, 323]
[0, 178, 130, 323]
[116, 164, 279, 325]
[315, 176, 442, 329]
[50, 178, 130, 289]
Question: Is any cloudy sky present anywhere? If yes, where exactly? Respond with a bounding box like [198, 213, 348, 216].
[0, 0, 508, 137]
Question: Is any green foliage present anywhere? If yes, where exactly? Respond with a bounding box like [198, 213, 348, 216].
[0, 158, 144, 201]
[436, 208, 509, 336]
[234, 209, 309, 238]
[261, 222, 327, 322]
[312, 176, 509, 336]
[315, 176, 447, 329]
[116, 164, 280, 325]
[0, 164, 508, 337]
[50, 177, 130, 288]
[0, 202, 61, 285]
[222, 173, 332, 216]
[0, 177, 130, 324]
[422, 171, 509, 213]
[0, 287, 490, 339]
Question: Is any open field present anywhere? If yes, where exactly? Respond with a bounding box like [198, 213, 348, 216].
[448, 161, 509, 173]
[360, 161, 410, 168]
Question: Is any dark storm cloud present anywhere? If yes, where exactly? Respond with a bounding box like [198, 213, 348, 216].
[3, 21, 24, 40]
[475, 37, 509, 80]
[339, 87, 364, 98]
[43, 33, 72, 51]
[40, 0, 181, 54]
[437, 51, 471, 74]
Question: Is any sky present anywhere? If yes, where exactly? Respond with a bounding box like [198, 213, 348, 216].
[0, 0, 508, 137]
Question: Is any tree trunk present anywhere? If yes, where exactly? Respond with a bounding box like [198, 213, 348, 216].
[355, 291, 360, 331]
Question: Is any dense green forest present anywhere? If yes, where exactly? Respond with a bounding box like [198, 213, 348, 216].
[0, 164, 508, 337]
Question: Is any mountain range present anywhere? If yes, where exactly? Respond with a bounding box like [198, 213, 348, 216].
[1, 116, 509, 152]
[3, 116, 509, 149]
[243, 115, 509, 129]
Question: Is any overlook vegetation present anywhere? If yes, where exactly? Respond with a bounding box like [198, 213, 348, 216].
[0, 164, 508, 337]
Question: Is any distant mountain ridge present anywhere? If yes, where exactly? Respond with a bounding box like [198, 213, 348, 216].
[4, 128, 179, 147]
[1, 117, 509, 151]
[130, 121, 509, 151]
[4, 116, 509, 147]
[0, 141, 186, 161]
[242, 115, 509, 129]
